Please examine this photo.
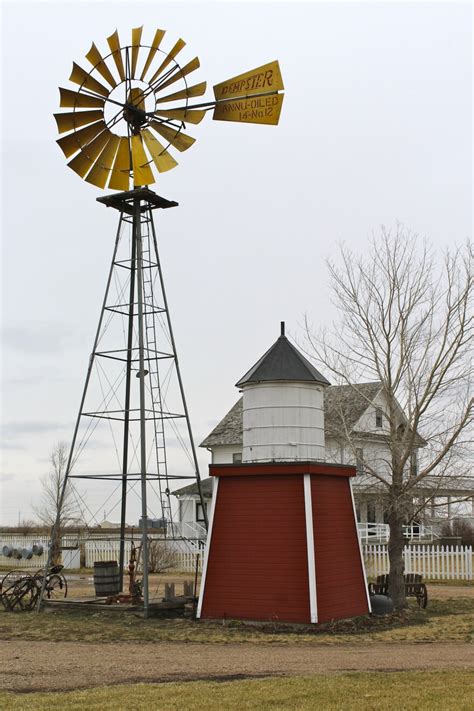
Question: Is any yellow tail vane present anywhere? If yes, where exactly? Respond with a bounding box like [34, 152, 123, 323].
[142, 129, 178, 173]
[149, 38, 186, 85]
[86, 43, 117, 88]
[140, 29, 166, 81]
[107, 30, 125, 81]
[131, 26, 143, 78]
[55, 28, 284, 189]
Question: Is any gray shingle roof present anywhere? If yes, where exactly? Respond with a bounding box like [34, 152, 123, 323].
[200, 382, 384, 447]
[236, 333, 330, 387]
[173, 477, 214, 497]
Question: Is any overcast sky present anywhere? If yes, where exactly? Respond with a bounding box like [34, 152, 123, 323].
[1, 0, 472, 526]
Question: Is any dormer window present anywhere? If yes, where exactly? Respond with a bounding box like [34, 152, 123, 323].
[375, 408, 383, 428]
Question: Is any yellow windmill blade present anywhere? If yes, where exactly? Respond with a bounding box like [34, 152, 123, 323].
[149, 38, 186, 84]
[152, 56, 200, 93]
[57, 120, 107, 158]
[154, 81, 207, 105]
[149, 121, 195, 152]
[127, 87, 145, 111]
[67, 131, 112, 177]
[54, 109, 104, 134]
[70, 62, 110, 97]
[59, 88, 105, 109]
[131, 26, 143, 78]
[85, 134, 121, 188]
[131, 134, 155, 186]
[154, 108, 205, 125]
[86, 43, 117, 88]
[140, 29, 166, 81]
[142, 128, 178, 173]
[109, 137, 132, 191]
[107, 29, 126, 81]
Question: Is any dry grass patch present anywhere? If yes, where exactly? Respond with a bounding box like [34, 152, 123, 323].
[1, 671, 473, 710]
[0, 595, 472, 645]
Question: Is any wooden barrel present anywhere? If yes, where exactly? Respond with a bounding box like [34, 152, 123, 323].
[93, 561, 121, 596]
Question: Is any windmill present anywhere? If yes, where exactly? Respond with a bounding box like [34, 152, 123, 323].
[39, 27, 284, 615]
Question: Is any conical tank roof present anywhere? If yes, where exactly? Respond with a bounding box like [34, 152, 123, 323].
[236, 322, 330, 388]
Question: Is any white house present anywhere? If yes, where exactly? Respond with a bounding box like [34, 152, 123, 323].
[174, 326, 474, 540]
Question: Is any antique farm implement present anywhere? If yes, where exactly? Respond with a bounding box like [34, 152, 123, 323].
[0, 565, 67, 611]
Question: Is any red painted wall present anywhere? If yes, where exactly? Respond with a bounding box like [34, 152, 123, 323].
[200, 474, 310, 623]
[311, 475, 369, 622]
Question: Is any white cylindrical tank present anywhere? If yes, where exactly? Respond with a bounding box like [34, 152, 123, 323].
[242, 381, 325, 462]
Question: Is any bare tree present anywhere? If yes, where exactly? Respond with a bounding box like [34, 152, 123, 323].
[305, 226, 473, 610]
[34, 442, 83, 564]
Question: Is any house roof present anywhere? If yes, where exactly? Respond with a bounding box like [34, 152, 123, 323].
[200, 382, 383, 447]
[174, 477, 213, 497]
[235, 327, 330, 388]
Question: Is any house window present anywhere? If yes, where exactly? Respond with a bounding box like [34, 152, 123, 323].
[195, 502, 207, 523]
[410, 451, 418, 476]
[375, 408, 383, 428]
[356, 448, 364, 475]
[232, 452, 242, 463]
[367, 500, 376, 523]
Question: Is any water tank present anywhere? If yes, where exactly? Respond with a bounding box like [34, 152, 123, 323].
[236, 323, 330, 463]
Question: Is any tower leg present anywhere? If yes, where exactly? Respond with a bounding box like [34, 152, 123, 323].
[135, 197, 150, 617]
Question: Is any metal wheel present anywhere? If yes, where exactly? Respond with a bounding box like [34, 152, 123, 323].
[0, 570, 27, 593]
[45, 573, 68, 599]
[11, 578, 39, 611]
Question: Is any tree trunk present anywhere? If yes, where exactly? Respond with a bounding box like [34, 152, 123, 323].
[50, 526, 61, 566]
[388, 503, 407, 610]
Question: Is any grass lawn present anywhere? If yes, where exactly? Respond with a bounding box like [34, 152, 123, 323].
[0, 594, 473, 644]
[1, 672, 473, 710]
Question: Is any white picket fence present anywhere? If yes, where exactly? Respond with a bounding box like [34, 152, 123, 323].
[84, 540, 202, 572]
[364, 544, 473, 580]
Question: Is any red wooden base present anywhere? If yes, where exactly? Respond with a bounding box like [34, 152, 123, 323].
[198, 462, 370, 624]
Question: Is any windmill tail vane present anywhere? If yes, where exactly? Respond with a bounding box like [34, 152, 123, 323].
[54, 27, 285, 190]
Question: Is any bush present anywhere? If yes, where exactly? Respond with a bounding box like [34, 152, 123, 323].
[147, 540, 177, 573]
[440, 519, 474, 546]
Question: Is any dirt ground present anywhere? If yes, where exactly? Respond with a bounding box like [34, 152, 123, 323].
[2, 640, 473, 693]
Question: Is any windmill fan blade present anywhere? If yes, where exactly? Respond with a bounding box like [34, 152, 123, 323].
[140, 28, 166, 81]
[107, 30, 126, 81]
[142, 128, 178, 173]
[85, 134, 121, 187]
[70, 62, 110, 97]
[67, 131, 112, 177]
[59, 88, 105, 109]
[213, 60, 284, 100]
[57, 120, 107, 158]
[128, 87, 145, 111]
[152, 56, 200, 93]
[131, 134, 155, 186]
[109, 137, 131, 191]
[86, 43, 117, 88]
[149, 121, 195, 152]
[154, 81, 207, 104]
[213, 93, 284, 126]
[149, 38, 186, 84]
[54, 110, 104, 134]
[153, 108, 205, 125]
[131, 26, 143, 78]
